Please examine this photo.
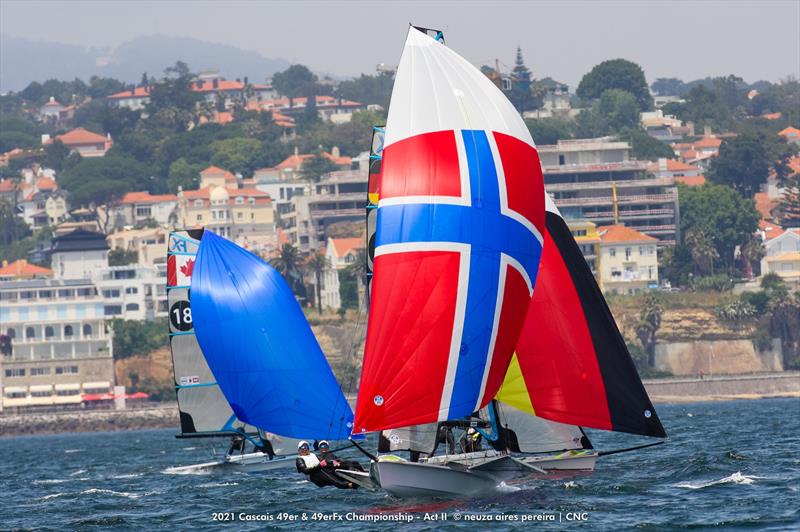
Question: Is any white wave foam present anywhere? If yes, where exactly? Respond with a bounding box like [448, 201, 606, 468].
[70, 469, 88, 476]
[198, 481, 239, 488]
[111, 473, 143, 479]
[673, 471, 763, 489]
[563, 481, 579, 489]
[64, 449, 84, 454]
[162, 467, 212, 475]
[496, 482, 520, 493]
[40, 492, 68, 500]
[80, 488, 153, 499]
[34, 479, 68, 485]
[182, 447, 197, 451]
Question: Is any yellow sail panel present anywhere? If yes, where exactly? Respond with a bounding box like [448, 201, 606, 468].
[495, 353, 536, 416]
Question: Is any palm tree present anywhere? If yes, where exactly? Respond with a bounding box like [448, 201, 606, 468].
[307, 252, 330, 313]
[270, 243, 304, 296]
[740, 236, 766, 279]
[635, 293, 663, 367]
[685, 229, 719, 276]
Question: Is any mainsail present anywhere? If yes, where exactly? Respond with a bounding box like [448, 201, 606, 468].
[508, 195, 666, 438]
[353, 27, 546, 434]
[167, 229, 254, 437]
[190, 231, 354, 440]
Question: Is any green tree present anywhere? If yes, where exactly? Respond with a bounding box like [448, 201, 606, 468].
[708, 131, 772, 197]
[108, 248, 139, 266]
[167, 158, 203, 192]
[576, 59, 653, 110]
[307, 252, 330, 313]
[685, 228, 719, 275]
[595, 89, 641, 131]
[109, 319, 169, 359]
[337, 72, 395, 110]
[0, 199, 31, 246]
[650, 78, 686, 97]
[209, 137, 262, 176]
[509, 46, 534, 112]
[270, 243, 306, 298]
[300, 152, 338, 182]
[44, 140, 70, 172]
[678, 183, 760, 271]
[619, 127, 675, 160]
[635, 294, 663, 366]
[525, 117, 574, 145]
[146, 61, 201, 132]
[663, 85, 734, 132]
[272, 64, 317, 98]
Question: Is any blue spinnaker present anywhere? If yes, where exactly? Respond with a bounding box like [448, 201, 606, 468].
[191, 231, 354, 440]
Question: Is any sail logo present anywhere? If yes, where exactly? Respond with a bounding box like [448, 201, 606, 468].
[167, 255, 195, 287]
[179, 376, 200, 386]
[362, 128, 545, 427]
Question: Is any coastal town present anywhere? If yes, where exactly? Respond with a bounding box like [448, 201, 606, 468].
[1, 47, 799, 420]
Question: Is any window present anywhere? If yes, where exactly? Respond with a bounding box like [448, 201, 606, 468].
[26, 327, 35, 339]
[56, 389, 80, 396]
[125, 287, 138, 295]
[625, 247, 632, 261]
[105, 305, 122, 316]
[125, 303, 140, 311]
[20, 290, 36, 300]
[55, 366, 79, 375]
[237, 212, 243, 220]
[0, 291, 18, 301]
[45, 326, 54, 338]
[212, 210, 217, 220]
[5, 368, 25, 377]
[38, 290, 53, 298]
[57, 289, 74, 298]
[7, 328, 15, 339]
[31, 390, 52, 398]
[83, 324, 92, 337]
[5, 391, 26, 399]
[248, 197, 255, 204]
[102, 289, 121, 298]
[194, 200, 204, 207]
[77, 287, 96, 297]
[136, 206, 152, 217]
[235, 196, 244, 204]
[609, 248, 616, 257]
[64, 325, 73, 337]
[197, 215, 203, 222]
[31, 367, 50, 376]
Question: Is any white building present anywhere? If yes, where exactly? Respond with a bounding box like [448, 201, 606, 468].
[51, 229, 110, 280]
[320, 237, 363, 310]
[106, 226, 168, 267]
[95, 265, 168, 320]
[107, 87, 151, 111]
[597, 224, 659, 294]
[760, 229, 800, 284]
[0, 278, 114, 411]
[108, 191, 178, 229]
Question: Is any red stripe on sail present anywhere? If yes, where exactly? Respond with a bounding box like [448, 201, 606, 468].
[493, 132, 545, 234]
[353, 250, 461, 433]
[380, 130, 462, 200]
[478, 267, 532, 408]
[516, 226, 614, 431]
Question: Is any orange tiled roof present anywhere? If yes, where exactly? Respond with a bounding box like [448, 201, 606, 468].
[0, 179, 21, 193]
[35, 177, 57, 191]
[191, 80, 245, 92]
[597, 224, 658, 243]
[108, 87, 151, 99]
[754, 192, 777, 219]
[759, 219, 784, 240]
[181, 186, 271, 203]
[331, 237, 364, 258]
[693, 136, 722, 149]
[761, 112, 782, 120]
[779, 126, 800, 138]
[675, 175, 706, 186]
[120, 191, 177, 204]
[666, 159, 699, 172]
[56, 128, 108, 145]
[274, 151, 351, 171]
[788, 155, 800, 175]
[0, 259, 53, 278]
[200, 165, 237, 182]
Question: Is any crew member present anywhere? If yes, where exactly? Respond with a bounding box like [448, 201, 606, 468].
[295, 441, 356, 489]
[460, 427, 483, 453]
[318, 440, 364, 472]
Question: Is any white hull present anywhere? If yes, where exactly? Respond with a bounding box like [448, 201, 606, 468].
[374, 458, 502, 498]
[165, 452, 296, 474]
[519, 450, 598, 471]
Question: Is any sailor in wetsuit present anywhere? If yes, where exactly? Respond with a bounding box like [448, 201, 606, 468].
[459, 427, 483, 453]
[295, 441, 356, 489]
[318, 440, 365, 473]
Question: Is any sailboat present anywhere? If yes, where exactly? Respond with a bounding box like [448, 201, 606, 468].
[337, 26, 666, 497]
[164, 229, 356, 474]
[342, 25, 548, 497]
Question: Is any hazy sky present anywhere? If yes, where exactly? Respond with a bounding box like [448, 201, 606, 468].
[2, 0, 798, 86]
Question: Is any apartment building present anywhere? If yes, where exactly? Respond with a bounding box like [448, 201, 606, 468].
[540, 137, 680, 245]
[0, 278, 114, 411]
[597, 224, 659, 294]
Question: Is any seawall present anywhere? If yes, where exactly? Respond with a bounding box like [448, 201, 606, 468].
[0, 405, 179, 437]
[644, 371, 800, 403]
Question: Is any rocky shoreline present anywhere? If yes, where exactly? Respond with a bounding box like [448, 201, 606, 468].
[2, 372, 799, 437]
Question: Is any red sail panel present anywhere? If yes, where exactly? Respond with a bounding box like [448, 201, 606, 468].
[354, 250, 462, 433]
[516, 212, 666, 438]
[379, 130, 462, 200]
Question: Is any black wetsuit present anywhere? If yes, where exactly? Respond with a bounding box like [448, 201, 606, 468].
[295, 455, 356, 490]
[320, 451, 365, 473]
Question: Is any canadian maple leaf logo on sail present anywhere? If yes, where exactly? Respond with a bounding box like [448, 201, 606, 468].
[167, 255, 195, 287]
[181, 258, 194, 277]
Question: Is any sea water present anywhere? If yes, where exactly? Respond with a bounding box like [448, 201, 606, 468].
[2, 397, 798, 530]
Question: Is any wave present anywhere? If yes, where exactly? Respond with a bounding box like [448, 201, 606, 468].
[198, 481, 239, 488]
[563, 481, 580, 489]
[40, 492, 69, 500]
[111, 473, 144, 479]
[70, 469, 88, 476]
[80, 488, 154, 499]
[34, 479, 68, 485]
[64, 449, 84, 453]
[162, 466, 212, 475]
[673, 471, 763, 489]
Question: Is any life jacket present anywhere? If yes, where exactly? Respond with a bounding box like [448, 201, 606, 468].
[299, 453, 320, 469]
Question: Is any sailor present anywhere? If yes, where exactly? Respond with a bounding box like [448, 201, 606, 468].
[254, 437, 276, 459]
[295, 441, 356, 489]
[318, 440, 365, 472]
[227, 434, 246, 455]
[460, 427, 483, 453]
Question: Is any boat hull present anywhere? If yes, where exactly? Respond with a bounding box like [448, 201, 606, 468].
[374, 459, 501, 498]
[165, 452, 296, 474]
[519, 451, 598, 471]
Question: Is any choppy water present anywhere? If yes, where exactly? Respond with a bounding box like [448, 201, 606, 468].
[2, 398, 799, 531]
